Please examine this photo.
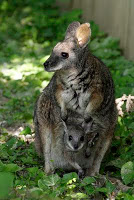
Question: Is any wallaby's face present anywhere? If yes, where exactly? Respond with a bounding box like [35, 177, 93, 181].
[44, 21, 91, 72]
[44, 38, 77, 72]
[63, 123, 86, 152]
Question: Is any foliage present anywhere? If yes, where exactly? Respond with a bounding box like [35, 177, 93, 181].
[0, 0, 134, 199]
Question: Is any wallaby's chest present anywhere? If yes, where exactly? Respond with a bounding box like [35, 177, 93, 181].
[62, 82, 91, 114]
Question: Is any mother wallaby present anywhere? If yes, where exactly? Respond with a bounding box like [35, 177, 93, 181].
[34, 21, 117, 176]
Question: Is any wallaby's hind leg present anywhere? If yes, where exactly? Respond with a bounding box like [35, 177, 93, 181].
[86, 128, 114, 176]
[41, 128, 54, 175]
[64, 151, 84, 178]
[35, 133, 42, 156]
[34, 117, 42, 156]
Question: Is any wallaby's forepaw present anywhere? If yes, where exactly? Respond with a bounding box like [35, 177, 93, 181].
[78, 169, 85, 179]
[85, 148, 91, 158]
[44, 165, 55, 175]
[82, 118, 93, 134]
[84, 116, 92, 123]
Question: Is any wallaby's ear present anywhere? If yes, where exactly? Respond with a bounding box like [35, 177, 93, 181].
[65, 21, 80, 39]
[61, 119, 68, 133]
[82, 120, 92, 135]
[75, 23, 91, 48]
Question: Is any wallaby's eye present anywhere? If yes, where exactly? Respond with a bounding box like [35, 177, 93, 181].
[61, 52, 69, 59]
[69, 135, 73, 141]
[80, 136, 84, 142]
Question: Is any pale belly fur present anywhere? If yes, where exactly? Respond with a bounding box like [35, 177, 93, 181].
[62, 87, 91, 115]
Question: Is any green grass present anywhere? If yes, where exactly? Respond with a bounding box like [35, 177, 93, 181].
[0, 0, 134, 199]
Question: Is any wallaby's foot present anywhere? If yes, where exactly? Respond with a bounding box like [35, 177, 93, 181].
[78, 169, 85, 179]
[45, 168, 55, 175]
[44, 164, 55, 175]
[85, 168, 99, 177]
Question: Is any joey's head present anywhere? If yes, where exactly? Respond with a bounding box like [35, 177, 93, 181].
[44, 21, 91, 72]
[63, 121, 86, 152]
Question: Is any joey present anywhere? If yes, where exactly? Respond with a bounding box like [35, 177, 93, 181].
[62, 120, 86, 178]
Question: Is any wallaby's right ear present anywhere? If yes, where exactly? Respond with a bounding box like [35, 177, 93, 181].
[75, 23, 91, 48]
[65, 21, 80, 39]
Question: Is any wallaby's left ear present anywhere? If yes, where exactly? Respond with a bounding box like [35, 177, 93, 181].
[75, 23, 91, 48]
[65, 21, 80, 39]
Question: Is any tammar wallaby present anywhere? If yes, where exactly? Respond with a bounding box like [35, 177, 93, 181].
[34, 21, 117, 176]
[34, 110, 90, 176]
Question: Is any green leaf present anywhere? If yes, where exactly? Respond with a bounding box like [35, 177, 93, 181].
[27, 167, 39, 175]
[62, 172, 78, 184]
[121, 161, 134, 185]
[128, 122, 134, 129]
[29, 187, 43, 198]
[38, 179, 48, 190]
[84, 185, 95, 195]
[21, 156, 35, 164]
[20, 126, 31, 135]
[6, 137, 17, 148]
[0, 172, 14, 199]
[107, 158, 125, 169]
[106, 180, 116, 194]
[0, 161, 22, 172]
[4, 163, 22, 172]
[80, 176, 96, 186]
[0, 146, 9, 159]
[40, 174, 60, 187]
[0, 161, 5, 172]
[70, 192, 88, 199]
[96, 187, 108, 193]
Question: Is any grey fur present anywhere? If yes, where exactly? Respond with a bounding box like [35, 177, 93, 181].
[63, 120, 88, 177]
[34, 21, 117, 176]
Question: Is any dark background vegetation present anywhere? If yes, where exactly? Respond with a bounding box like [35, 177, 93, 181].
[0, 0, 134, 199]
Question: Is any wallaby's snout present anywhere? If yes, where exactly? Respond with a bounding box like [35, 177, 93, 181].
[43, 53, 60, 72]
[43, 55, 56, 72]
[74, 143, 78, 150]
[43, 60, 50, 70]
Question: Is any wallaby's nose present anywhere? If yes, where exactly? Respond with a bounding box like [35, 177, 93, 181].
[74, 144, 78, 150]
[43, 61, 50, 68]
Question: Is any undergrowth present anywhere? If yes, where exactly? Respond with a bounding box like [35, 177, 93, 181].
[0, 0, 134, 199]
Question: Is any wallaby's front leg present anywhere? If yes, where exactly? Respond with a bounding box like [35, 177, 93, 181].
[64, 151, 84, 178]
[56, 85, 68, 121]
[82, 118, 93, 135]
[35, 133, 42, 157]
[84, 91, 103, 122]
[60, 101, 68, 121]
[85, 132, 99, 158]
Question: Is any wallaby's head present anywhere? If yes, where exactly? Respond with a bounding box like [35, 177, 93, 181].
[44, 21, 91, 72]
[63, 120, 86, 152]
